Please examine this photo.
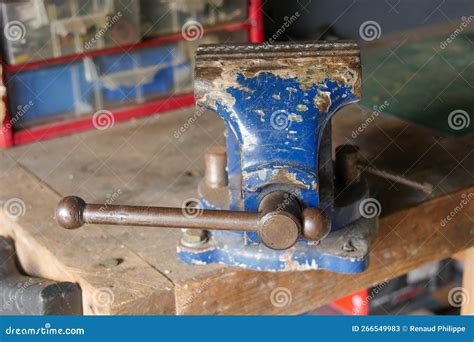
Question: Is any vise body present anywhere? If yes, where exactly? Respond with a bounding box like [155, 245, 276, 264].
[56, 42, 377, 273]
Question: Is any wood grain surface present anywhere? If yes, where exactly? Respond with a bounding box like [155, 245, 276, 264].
[1, 105, 472, 314]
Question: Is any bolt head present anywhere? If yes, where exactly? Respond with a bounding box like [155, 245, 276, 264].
[181, 229, 209, 248]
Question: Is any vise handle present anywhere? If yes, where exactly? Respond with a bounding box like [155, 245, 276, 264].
[55, 192, 329, 250]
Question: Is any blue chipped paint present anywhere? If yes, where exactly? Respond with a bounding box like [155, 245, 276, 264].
[212, 73, 358, 212]
[178, 230, 369, 273]
[185, 71, 367, 272]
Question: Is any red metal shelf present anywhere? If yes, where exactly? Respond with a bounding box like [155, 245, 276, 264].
[4, 22, 252, 73]
[13, 93, 195, 146]
[0, 0, 264, 148]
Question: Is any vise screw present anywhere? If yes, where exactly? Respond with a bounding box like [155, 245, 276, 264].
[56, 42, 377, 273]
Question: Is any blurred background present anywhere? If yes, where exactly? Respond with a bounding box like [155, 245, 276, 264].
[263, 0, 474, 136]
[261, 1, 473, 316]
[0, 0, 472, 147]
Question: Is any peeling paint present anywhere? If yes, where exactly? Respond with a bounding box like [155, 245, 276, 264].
[288, 113, 303, 122]
[186, 42, 372, 272]
[296, 104, 308, 112]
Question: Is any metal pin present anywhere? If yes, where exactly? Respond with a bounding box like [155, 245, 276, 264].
[359, 162, 434, 194]
[204, 146, 228, 189]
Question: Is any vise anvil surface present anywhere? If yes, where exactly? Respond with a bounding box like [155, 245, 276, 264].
[0, 237, 82, 315]
[55, 41, 377, 274]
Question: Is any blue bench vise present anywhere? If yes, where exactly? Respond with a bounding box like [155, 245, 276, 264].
[56, 42, 377, 274]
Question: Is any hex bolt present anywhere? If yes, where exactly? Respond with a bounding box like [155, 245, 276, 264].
[335, 144, 361, 186]
[204, 146, 228, 189]
[181, 229, 209, 248]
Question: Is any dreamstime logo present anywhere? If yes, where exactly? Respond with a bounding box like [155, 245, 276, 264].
[92, 287, 115, 308]
[85, 11, 123, 49]
[263, 11, 300, 47]
[359, 21, 382, 41]
[351, 101, 389, 139]
[270, 110, 291, 130]
[182, 279, 211, 307]
[4, 322, 85, 335]
[174, 106, 206, 139]
[0, 278, 34, 312]
[182, 198, 204, 218]
[275, 190, 298, 214]
[448, 109, 470, 131]
[3, 101, 34, 133]
[351, 281, 388, 315]
[441, 192, 473, 227]
[270, 287, 292, 308]
[448, 287, 470, 308]
[181, 20, 204, 41]
[2, 198, 26, 220]
[359, 198, 381, 219]
[95, 189, 122, 219]
[351, 294, 364, 315]
[4, 21, 26, 42]
[440, 16, 474, 49]
[92, 110, 115, 130]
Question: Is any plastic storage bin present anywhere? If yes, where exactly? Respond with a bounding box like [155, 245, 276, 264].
[7, 62, 96, 128]
[87, 30, 247, 107]
[140, 0, 247, 37]
[1, 0, 140, 65]
[85, 43, 185, 107]
[5, 30, 248, 129]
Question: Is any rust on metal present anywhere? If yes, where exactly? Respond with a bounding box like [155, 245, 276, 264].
[204, 146, 228, 189]
[302, 208, 330, 241]
[56, 196, 259, 232]
[55, 193, 329, 251]
[194, 41, 362, 115]
[257, 191, 302, 250]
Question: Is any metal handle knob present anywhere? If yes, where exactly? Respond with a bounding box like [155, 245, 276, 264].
[55, 192, 329, 250]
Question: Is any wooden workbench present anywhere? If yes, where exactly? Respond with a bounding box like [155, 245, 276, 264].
[0, 106, 473, 315]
